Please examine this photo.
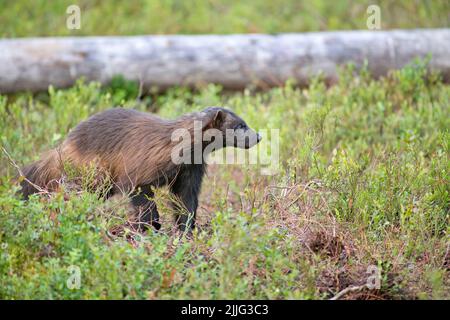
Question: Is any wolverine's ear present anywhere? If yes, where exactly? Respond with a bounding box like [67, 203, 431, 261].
[204, 109, 225, 130]
[212, 109, 225, 128]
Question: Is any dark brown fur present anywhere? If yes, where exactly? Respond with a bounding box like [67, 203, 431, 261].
[20, 107, 260, 232]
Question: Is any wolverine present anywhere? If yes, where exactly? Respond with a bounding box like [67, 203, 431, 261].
[20, 107, 261, 232]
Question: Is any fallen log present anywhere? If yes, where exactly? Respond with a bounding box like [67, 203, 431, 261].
[0, 29, 449, 93]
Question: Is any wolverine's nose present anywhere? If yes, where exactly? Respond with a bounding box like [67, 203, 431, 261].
[256, 132, 262, 143]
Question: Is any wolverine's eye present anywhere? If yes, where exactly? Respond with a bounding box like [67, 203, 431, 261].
[235, 123, 246, 130]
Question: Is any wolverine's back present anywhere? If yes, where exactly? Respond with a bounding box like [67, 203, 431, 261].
[20, 108, 179, 197]
[67, 108, 169, 156]
[61, 108, 178, 188]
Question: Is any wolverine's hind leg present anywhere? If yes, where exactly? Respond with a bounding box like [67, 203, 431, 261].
[130, 184, 161, 231]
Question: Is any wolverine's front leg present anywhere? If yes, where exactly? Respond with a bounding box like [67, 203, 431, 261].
[130, 184, 161, 231]
[170, 165, 205, 232]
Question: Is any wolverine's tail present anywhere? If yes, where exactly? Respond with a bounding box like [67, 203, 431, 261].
[20, 149, 62, 199]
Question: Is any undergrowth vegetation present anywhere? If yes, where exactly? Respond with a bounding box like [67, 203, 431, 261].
[0, 62, 448, 299]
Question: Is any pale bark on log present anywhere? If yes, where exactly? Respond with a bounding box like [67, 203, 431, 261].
[0, 29, 449, 93]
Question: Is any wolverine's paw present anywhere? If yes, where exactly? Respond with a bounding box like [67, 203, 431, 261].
[151, 221, 161, 231]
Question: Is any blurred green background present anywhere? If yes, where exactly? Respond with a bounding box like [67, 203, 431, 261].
[1, 0, 449, 37]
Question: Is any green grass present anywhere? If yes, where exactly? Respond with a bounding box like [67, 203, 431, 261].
[1, 0, 449, 37]
[0, 62, 448, 299]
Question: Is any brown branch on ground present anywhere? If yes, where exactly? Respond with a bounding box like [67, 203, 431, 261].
[329, 284, 367, 300]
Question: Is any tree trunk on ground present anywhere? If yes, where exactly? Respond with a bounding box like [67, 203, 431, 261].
[0, 29, 449, 93]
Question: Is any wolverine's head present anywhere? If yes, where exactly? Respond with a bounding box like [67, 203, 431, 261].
[202, 107, 262, 149]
